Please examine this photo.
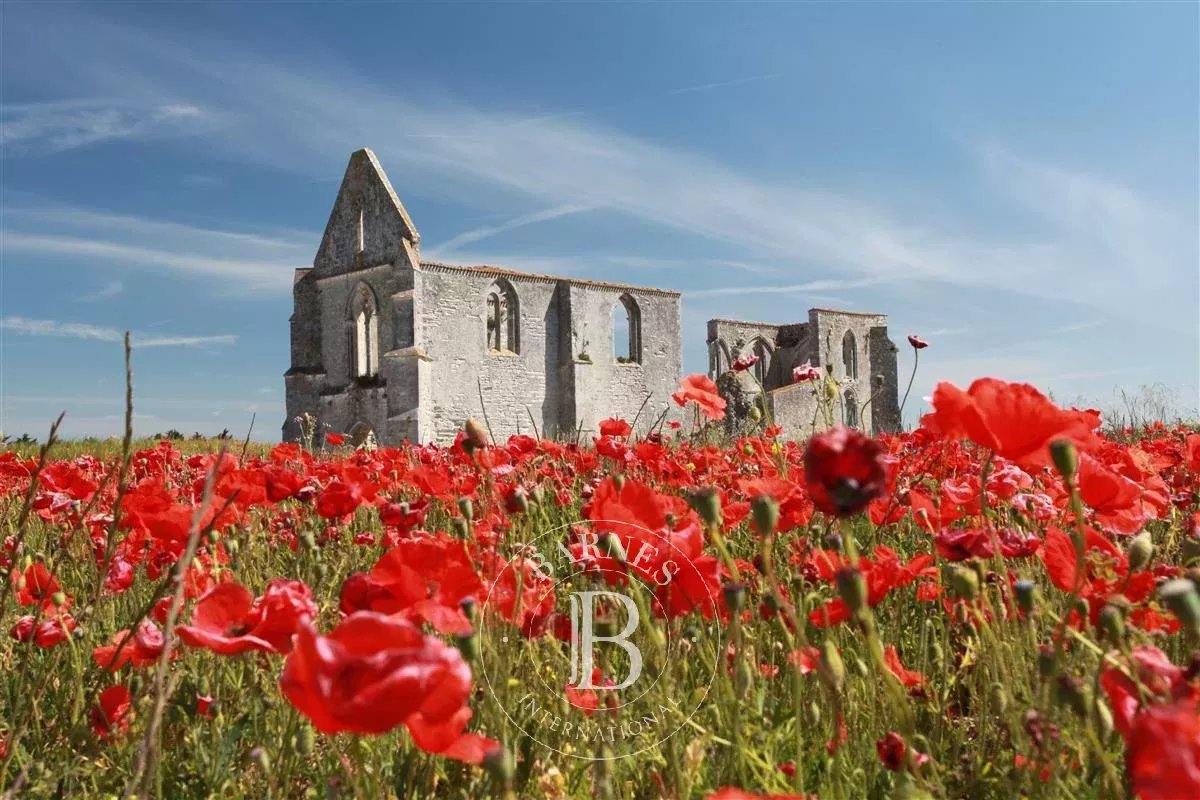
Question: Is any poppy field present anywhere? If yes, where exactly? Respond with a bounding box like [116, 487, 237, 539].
[2, 372, 1199, 800]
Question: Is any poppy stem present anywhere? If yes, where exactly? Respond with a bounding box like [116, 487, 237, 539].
[898, 348, 920, 427]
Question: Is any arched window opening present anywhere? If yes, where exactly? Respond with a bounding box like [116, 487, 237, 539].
[349, 283, 379, 378]
[842, 330, 859, 380]
[714, 340, 732, 376]
[614, 294, 642, 363]
[486, 279, 519, 354]
[845, 391, 859, 428]
[751, 338, 772, 387]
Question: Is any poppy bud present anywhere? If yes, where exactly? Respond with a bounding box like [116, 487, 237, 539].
[835, 566, 868, 614]
[853, 657, 869, 679]
[483, 746, 515, 783]
[805, 699, 821, 726]
[299, 532, 315, 551]
[1160, 579, 1200, 635]
[72, 625, 85, 641]
[601, 533, 627, 564]
[1099, 604, 1125, 642]
[457, 497, 474, 522]
[722, 582, 747, 614]
[749, 405, 762, 423]
[206, 530, 219, 544]
[296, 724, 315, 756]
[227, 539, 240, 556]
[1128, 533, 1154, 574]
[818, 640, 845, 691]
[1037, 644, 1056, 678]
[989, 683, 1008, 713]
[249, 746, 271, 776]
[947, 566, 979, 601]
[823, 531, 843, 553]
[51, 591, 67, 607]
[1014, 579, 1038, 615]
[734, 657, 754, 699]
[613, 473, 626, 492]
[1182, 533, 1200, 567]
[450, 518, 469, 539]
[464, 419, 489, 450]
[749, 496, 780, 538]
[1050, 440, 1078, 483]
[315, 562, 327, 580]
[1055, 675, 1089, 718]
[686, 487, 722, 528]
[460, 596, 477, 623]
[455, 632, 479, 662]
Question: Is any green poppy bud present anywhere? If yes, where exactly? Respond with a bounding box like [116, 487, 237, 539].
[482, 746, 515, 783]
[1099, 604, 1125, 642]
[989, 682, 1008, 713]
[1160, 579, 1200, 636]
[686, 487, 723, 528]
[836, 566, 868, 614]
[1050, 439, 1078, 483]
[297, 725, 315, 756]
[947, 566, 979, 601]
[457, 497, 474, 522]
[751, 495, 780, 537]
[455, 632, 479, 662]
[1128, 533, 1154, 574]
[1014, 579, 1038, 615]
[722, 582, 747, 614]
[818, 640, 845, 691]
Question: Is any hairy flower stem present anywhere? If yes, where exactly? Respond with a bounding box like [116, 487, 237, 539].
[898, 347, 920, 424]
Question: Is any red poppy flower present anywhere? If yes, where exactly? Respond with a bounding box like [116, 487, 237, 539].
[325, 432, 346, 446]
[176, 580, 314, 656]
[672, 374, 727, 421]
[315, 480, 362, 519]
[598, 417, 632, 437]
[14, 563, 59, 608]
[733, 354, 759, 372]
[92, 620, 166, 670]
[792, 362, 822, 383]
[10, 613, 76, 648]
[883, 645, 927, 692]
[280, 612, 498, 764]
[804, 426, 889, 517]
[91, 685, 133, 740]
[876, 731, 929, 771]
[907, 334, 929, 349]
[1126, 698, 1200, 800]
[921, 378, 1100, 470]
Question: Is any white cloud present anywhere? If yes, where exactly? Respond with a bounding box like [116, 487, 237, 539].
[0, 316, 236, 348]
[0, 99, 211, 153]
[431, 204, 595, 255]
[3, 206, 311, 293]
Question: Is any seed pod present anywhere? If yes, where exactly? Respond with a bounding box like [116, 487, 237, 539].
[818, 639, 845, 691]
[457, 497, 474, 522]
[836, 566, 868, 614]
[1050, 440, 1078, 483]
[1055, 674, 1089, 718]
[948, 566, 979, 601]
[751, 495, 780, 537]
[686, 487, 723, 528]
[1099, 604, 1125, 642]
[450, 518, 470, 539]
[613, 473, 626, 492]
[722, 582, 747, 614]
[455, 632, 479, 662]
[853, 657, 869, 679]
[482, 746, 515, 783]
[1160, 579, 1200, 635]
[805, 699, 822, 726]
[1128, 533, 1154, 573]
[297, 725, 315, 756]
[1014, 579, 1038, 615]
[989, 682, 1009, 713]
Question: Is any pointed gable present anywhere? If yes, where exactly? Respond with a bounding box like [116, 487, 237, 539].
[312, 148, 420, 276]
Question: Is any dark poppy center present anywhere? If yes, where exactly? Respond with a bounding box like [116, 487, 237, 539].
[225, 622, 251, 637]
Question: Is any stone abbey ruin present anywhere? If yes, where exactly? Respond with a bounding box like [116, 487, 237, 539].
[284, 149, 901, 444]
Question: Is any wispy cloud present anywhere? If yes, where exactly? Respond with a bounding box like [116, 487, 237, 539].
[685, 276, 886, 298]
[0, 99, 209, 153]
[1, 316, 236, 348]
[666, 73, 781, 95]
[431, 203, 595, 255]
[3, 206, 311, 293]
[76, 279, 124, 302]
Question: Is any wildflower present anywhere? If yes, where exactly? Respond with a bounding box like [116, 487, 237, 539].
[598, 417, 632, 437]
[91, 685, 133, 740]
[280, 612, 498, 764]
[803, 426, 889, 517]
[733, 354, 759, 372]
[176, 580, 315, 655]
[907, 334, 929, 350]
[791, 362, 822, 383]
[325, 432, 346, 446]
[672, 374, 727, 421]
[876, 731, 929, 771]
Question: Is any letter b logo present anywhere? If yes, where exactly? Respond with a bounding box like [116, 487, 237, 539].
[568, 591, 643, 691]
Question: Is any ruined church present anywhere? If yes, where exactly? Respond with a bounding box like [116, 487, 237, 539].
[284, 149, 901, 445]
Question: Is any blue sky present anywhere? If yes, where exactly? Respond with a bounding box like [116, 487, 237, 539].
[1, 2, 1197, 439]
